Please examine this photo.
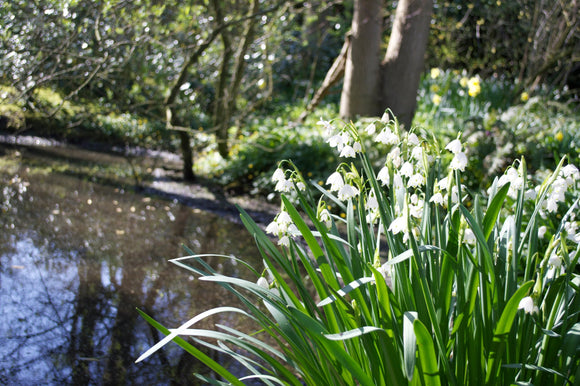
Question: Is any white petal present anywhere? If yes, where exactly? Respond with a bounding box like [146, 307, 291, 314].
[266, 221, 279, 235]
[518, 296, 537, 314]
[400, 162, 414, 178]
[326, 172, 344, 192]
[377, 166, 390, 186]
[408, 133, 420, 146]
[327, 134, 343, 148]
[272, 168, 285, 182]
[277, 211, 292, 225]
[339, 145, 356, 158]
[430, 192, 444, 205]
[445, 139, 463, 154]
[408, 173, 425, 188]
[257, 277, 269, 288]
[450, 152, 468, 171]
[338, 184, 360, 201]
[376, 129, 398, 145]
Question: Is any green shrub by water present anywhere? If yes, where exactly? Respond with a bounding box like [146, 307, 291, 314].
[137, 114, 580, 385]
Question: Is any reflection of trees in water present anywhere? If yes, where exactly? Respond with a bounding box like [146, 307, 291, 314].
[103, 250, 146, 384]
[1, 151, 264, 384]
[69, 255, 106, 385]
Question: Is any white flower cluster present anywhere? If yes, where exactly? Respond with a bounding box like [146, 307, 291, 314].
[546, 251, 566, 280]
[564, 217, 580, 244]
[266, 210, 300, 246]
[326, 171, 360, 201]
[272, 167, 305, 193]
[372, 125, 437, 241]
[321, 117, 438, 241]
[320, 118, 362, 158]
[497, 166, 525, 199]
[544, 164, 579, 213]
[491, 163, 579, 213]
[430, 176, 466, 208]
[270, 116, 579, 261]
[489, 161, 579, 248]
[541, 202, 580, 246]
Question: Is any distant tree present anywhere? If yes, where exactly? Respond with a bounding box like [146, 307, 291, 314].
[426, 0, 579, 96]
[211, 0, 261, 159]
[0, 0, 288, 181]
[305, 0, 432, 128]
[341, 0, 432, 127]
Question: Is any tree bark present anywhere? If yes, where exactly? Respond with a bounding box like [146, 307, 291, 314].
[381, 0, 433, 128]
[214, 0, 260, 159]
[323, 0, 432, 128]
[339, 0, 383, 118]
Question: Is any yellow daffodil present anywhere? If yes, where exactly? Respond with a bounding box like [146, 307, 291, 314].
[468, 85, 481, 97]
[555, 131, 564, 141]
[467, 76, 481, 97]
[520, 92, 529, 102]
[430, 68, 442, 79]
[432, 94, 442, 106]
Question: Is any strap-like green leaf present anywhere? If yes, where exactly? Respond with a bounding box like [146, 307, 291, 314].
[317, 276, 376, 307]
[483, 183, 510, 241]
[485, 280, 534, 385]
[136, 308, 245, 386]
[414, 319, 441, 386]
[323, 326, 385, 340]
[404, 311, 418, 381]
[288, 307, 375, 386]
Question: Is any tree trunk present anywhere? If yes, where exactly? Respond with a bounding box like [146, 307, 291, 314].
[214, 0, 260, 159]
[178, 130, 195, 182]
[381, 0, 433, 128]
[339, 0, 383, 118]
[335, 0, 432, 128]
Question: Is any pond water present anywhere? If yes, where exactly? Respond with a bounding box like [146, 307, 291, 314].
[0, 142, 268, 385]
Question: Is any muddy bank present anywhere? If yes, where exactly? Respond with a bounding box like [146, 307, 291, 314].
[0, 133, 279, 227]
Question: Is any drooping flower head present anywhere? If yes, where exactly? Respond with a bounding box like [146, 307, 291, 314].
[326, 172, 344, 192]
[338, 184, 360, 201]
[446, 138, 468, 172]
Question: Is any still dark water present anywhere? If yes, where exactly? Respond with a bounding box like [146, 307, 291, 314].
[0, 142, 265, 385]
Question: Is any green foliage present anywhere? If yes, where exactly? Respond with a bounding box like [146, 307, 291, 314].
[85, 112, 172, 149]
[0, 86, 174, 149]
[499, 97, 580, 170]
[138, 115, 580, 385]
[427, 0, 579, 91]
[195, 105, 339, 195]
[0, 103, 25, 131]
[415, 69, 580, 189]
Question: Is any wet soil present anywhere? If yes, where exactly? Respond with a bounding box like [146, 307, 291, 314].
[0, 133, 279, 226]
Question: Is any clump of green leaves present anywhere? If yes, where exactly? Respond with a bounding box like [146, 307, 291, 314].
[138, 114, 580, 385]
[86, 112, 171, 149]
[415, 69, 580, 189]
[196, 105, 339, 195]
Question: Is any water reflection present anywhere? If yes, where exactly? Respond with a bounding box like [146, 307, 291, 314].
[0, 145, 264, 385]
